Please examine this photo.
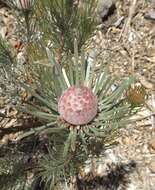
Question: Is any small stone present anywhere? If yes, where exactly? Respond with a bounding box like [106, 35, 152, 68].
[149, 138, 155, 151]
[97, 0, 116, 23]
[145, 10, 155, 21]
[149, 0, 155, 4]
[149, 161, 155, 173]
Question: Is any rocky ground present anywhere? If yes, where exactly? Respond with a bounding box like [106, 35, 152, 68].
[0, 0, 155, 190]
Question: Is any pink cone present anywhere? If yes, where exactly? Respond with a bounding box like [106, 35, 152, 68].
[58, 86, 98, 125]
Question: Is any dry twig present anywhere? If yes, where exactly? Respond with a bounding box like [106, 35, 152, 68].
[119, 0, 137, 41]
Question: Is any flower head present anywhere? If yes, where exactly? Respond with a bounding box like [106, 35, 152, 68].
[58, 86, 97, 125]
